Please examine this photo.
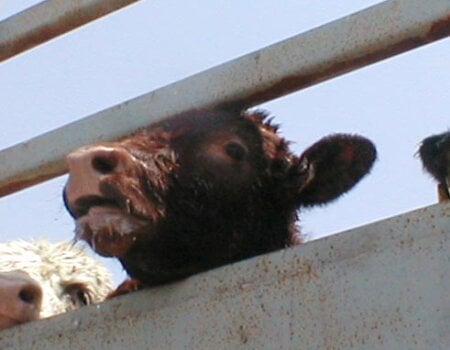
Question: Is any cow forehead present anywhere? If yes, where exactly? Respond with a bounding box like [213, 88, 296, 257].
[118, 110, 290, 160]
[0, 240, 112, 291]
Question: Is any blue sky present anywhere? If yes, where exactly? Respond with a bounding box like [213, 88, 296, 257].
[1, 0, 449, 285]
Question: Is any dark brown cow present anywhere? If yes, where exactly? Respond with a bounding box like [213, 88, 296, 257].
[64, 110, 376, 292]
[418, 131, 450, 202]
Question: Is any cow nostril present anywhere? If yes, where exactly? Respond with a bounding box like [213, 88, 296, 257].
[18, 286, 40, 305]
[92, 155, 117, 174]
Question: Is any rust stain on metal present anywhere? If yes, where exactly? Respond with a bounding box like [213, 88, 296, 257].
[233, 39, 421, 108]
[427, 15, 450, 41]
[0, 168, 66, 198]
[227, 18, 450, 110]
[276, 257, 319, 285]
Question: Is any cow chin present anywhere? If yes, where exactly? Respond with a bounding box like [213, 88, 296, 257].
[75, 207, 148, 258]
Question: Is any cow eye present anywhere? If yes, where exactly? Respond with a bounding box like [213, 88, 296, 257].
[65, 283, 92, 308]
[225, 141, 247, 161]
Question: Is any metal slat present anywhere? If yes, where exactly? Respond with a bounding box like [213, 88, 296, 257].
[1, 203, 449, 349]
[0, 0, 449, 197]
[0, 0, 140, 62]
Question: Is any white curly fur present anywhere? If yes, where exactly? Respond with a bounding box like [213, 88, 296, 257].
[0, 240, 113, 319]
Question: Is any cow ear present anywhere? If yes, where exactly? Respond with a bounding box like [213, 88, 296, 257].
[418, 131, 450, 183]
[294, 134, 376, 206]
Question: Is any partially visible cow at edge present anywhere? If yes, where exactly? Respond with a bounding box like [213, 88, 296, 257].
[0, 240, 112, 330]
[63, 109, 377, 294]
[418, 131, 450, 202]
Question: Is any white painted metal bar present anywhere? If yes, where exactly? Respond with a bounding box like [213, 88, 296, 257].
[0, 0, 140, 62]
[1, 202, 448, 349]
[0, 0, 449, 197]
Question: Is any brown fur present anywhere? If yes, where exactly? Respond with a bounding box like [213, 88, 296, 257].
[64, 110, 376, 289]
[418, 131, 450, 201]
